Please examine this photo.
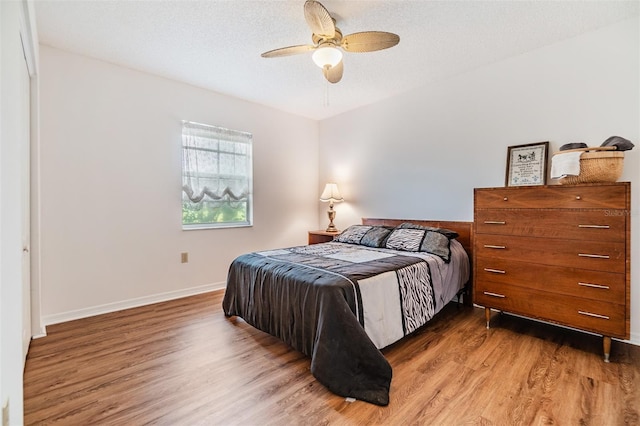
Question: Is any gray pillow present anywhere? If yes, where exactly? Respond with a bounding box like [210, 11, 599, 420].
[420, 231, 451, 263]
[360, 226, 393, 248]
[397, 222, 459, 239]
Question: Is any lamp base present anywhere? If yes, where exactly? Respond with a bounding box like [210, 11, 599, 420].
[325, 224, 339, 233]
[326, 205, 338, 233]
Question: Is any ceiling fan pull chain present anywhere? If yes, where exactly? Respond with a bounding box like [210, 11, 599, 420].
[323, 77, 330, 107]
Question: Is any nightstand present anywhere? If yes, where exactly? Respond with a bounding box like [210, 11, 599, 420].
[308, 230, 340, 245]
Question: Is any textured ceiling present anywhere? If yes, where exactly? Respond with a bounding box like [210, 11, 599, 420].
[34, 0, 639, 120]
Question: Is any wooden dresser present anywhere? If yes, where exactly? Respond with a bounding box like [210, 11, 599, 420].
[473, 182, 630, 361]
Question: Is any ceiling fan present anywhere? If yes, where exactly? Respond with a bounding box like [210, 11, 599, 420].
[261, 0, 400, 84]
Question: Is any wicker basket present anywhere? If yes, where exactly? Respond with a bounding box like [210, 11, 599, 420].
[556, 147, 624, 185]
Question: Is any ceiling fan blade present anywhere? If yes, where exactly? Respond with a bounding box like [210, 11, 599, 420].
[261, 44, 316, 58]
[304, 0, 335, 39]
[322, 60, 343, 84]
[341, 31, 400, 53]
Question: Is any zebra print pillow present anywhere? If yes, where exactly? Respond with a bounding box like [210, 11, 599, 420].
[385, 228, 452, 262]
[384, 229, 424, 252]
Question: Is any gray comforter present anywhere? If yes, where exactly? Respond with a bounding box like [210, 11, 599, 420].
[222, 242, 467, 406]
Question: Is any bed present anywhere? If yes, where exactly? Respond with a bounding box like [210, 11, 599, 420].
[222, 218, 473, 406]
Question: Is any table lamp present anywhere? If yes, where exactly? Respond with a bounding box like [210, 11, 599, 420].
[319, 183, 344, 232]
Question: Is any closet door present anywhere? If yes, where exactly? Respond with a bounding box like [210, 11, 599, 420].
[19, 36, 31, 360]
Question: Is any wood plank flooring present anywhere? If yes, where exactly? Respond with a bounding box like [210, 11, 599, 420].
[24, 290, 640, 425]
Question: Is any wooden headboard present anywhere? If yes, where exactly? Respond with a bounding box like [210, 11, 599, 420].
[361, 218, 473, 258]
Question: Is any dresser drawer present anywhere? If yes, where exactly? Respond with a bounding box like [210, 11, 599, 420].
[475, 234, 625, 273]
[475, 257, 625, 303]
[475, 282, 626, 337]
[475, 184, 629, 210]
[475, 209, 626, 241]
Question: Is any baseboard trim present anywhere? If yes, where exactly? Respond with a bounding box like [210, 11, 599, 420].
[42, 282, 226, 328]
[32, 330, 47, 339]
[628, 332, 640, 347]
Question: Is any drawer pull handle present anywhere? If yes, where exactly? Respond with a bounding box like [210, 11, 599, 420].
[578, 224, 610, 229]
[484, 221, 506, 225]
[578, 311, 609, 320]
[503, 197, 508, 201]
[484, 268, 506, 274]
[484, 245, 506, 249]
[576, 196, 581, 200]
[483, 291, 506, 298]
[578, 253, 610, 259]
[578, 282, 610, 290]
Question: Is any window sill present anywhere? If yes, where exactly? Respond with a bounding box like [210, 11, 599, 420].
[182, 222, 252, 231]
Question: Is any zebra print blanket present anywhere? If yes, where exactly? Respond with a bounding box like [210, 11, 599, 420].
[222, 241, 465, 406]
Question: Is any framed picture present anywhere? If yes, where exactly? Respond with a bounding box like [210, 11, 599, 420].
[505, 141, 549, 186]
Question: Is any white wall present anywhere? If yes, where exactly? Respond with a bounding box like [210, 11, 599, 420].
[319, 17, 640, 343]
[39, 46, 319, 323]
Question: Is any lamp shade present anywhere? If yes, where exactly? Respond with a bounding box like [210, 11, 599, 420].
[312, 46, 343, 69]
[320, 183, 344, 202]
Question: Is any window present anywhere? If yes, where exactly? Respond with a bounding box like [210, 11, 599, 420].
[181, 121, 253, 229]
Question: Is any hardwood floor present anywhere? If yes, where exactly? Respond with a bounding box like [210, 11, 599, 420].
[24, 290, 640, 425]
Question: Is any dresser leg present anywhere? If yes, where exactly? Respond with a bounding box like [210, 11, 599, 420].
[603, 336, 611, 363]
[485, 308, 491, 329]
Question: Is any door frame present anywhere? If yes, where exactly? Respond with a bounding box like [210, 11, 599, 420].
[18, 0, 44, 339]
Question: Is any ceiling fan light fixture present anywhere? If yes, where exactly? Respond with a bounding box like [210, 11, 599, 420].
[261, 1, 399, 84]
[312, 46, 342, 69]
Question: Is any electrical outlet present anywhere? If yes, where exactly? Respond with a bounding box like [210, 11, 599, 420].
[2, 398, 9, 426]
[181, 252, 189, 263]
